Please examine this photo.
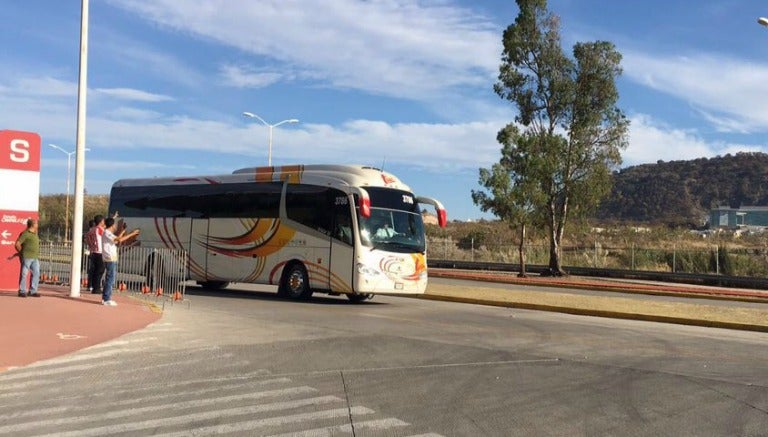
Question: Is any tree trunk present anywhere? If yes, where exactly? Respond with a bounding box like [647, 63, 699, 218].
[545, 196, 568, 276]
[553, 195, 569, 276]
[517, 223, 527, 278]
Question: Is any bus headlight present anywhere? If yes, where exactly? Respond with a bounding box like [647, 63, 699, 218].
[356, 263, 381, 276]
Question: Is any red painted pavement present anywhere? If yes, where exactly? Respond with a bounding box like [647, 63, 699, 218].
[0, 286, 161, 371]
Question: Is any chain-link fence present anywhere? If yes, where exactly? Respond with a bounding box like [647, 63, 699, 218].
[427, 237, 768, 276]
[37, 242, 188, 303]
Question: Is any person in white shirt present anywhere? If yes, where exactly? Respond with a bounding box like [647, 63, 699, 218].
[101, 217, 140, 306]
[375, 222, 397, 238]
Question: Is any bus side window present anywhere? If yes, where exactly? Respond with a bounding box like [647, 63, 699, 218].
[286, 184, 334, 234]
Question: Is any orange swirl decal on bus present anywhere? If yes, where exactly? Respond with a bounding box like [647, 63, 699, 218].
[253, 165, 305, 183]
[409, 253, 427, 280]
[378, 253, 426, 281]
[204, 219, 296, 258]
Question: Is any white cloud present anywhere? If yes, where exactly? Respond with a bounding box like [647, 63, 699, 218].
[626, 114, 764, 165]
[42, 158, 195, 171]
[107, 0, 501, 99]
[626, 115, 712, 164]
[623, 51, 768, 133]
[16, 77, 77, 97]
[94, 87, 173, 102]
[0, 74, 503, 171]
[219, 65, 285, 89]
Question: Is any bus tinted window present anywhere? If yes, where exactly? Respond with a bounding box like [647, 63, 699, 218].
[110, 182, 282, 218]
[360, 187, 419, 213]
[286, 184, 344, 235]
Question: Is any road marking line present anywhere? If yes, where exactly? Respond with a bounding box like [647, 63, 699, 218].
[0, 369, 274, 402]
[148, 322, 174, 327]
[34, 396, 346, 437]
[267, 417, 410, 437]
[1, 377, 293, 411]
[27, 349, 125, 366]
[0, 358, 247, 394]
[25, 345, 221, 370]
[0, 361, 120, 383]
[56, 333, 87, 340]
[404, 425, 445, 437]
[154, 406, 375, 437]
[81, 337, 158, 349]
[0, 386, 319, 433]
[0, 406, 69, 421]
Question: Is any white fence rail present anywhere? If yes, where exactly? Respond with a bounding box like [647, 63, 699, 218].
[38, 242, 188, 303]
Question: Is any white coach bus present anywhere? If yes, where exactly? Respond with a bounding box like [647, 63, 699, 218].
[108, 164, 446, 302]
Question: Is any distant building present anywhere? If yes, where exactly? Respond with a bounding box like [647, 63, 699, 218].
[709, 206, 768, 228]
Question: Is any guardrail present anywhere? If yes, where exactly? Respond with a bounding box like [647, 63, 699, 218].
[427, 259, 768, 290]
[38, 242, 188, 303]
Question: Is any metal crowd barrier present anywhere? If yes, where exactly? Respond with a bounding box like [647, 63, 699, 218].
[38, 242, 188, 306]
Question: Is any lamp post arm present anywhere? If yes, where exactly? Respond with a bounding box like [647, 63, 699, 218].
[243, 112, 269, 126]
[273, 119, 298, 128]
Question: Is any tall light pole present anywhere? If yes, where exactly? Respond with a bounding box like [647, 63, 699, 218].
[49, 144, 90, 242]
[70, 0, 90, 298]
[242, 112, 299, 166]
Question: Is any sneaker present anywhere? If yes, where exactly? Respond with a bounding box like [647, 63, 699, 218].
[18, 292, 27, 298]
[102, 300, 118, 307]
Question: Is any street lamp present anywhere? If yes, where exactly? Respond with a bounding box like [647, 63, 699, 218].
[242, 112, 299, 167]
[759, 17, 768, 27]
[49, 144, 90, 242]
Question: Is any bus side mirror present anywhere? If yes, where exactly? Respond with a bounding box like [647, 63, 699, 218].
[437, 208, 447, 228]
[351, 188, 372, 218]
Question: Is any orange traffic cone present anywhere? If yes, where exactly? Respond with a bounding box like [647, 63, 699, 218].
[173, 291, 183, 301]
[141, 285, 150, 294]
[119, 282, 127, 291]
[155, 287, 164, 297]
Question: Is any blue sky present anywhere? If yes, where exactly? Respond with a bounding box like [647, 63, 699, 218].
[2, 0, 768, 220]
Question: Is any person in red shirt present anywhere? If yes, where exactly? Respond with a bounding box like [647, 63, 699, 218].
[85, 215, 105, 294]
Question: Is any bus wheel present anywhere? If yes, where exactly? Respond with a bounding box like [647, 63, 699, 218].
[346, 293, 374, 303]
[279, 263, 313, 300]
[197, 280, 230, 290]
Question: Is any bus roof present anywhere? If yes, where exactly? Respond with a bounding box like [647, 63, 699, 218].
[112, 164, 413, 192]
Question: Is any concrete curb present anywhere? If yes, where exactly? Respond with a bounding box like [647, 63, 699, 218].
[420, 276, 768, 332]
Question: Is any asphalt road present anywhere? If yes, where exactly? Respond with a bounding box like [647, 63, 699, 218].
[1, 282, 767, 436]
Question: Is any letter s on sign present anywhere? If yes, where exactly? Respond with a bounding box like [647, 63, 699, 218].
[10, 139, 30, 163]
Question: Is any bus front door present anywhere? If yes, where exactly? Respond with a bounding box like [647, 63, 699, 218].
[328, 196, 355, 293]
[329, 235, 354, 293]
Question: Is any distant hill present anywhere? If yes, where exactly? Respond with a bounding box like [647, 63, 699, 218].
[597, 152, 768, 225]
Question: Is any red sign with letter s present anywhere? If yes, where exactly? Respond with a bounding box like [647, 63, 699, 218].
[0, 130, 41, 172]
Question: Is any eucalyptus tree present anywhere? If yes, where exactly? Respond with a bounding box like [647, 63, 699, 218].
[490, 0, 629, 275]
[473, 125, 546, 277]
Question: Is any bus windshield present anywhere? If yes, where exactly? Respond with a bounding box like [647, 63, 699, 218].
[357, 188, 426, 253]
